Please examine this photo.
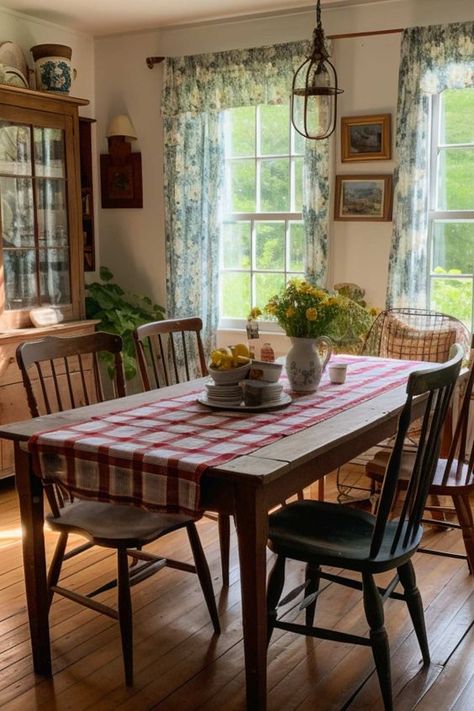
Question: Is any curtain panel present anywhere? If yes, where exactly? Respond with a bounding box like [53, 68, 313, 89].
[162, 40, 331, 352]
[386, 22, 474, 308]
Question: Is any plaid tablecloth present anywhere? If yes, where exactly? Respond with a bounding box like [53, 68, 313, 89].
[28, 355, 425, 517]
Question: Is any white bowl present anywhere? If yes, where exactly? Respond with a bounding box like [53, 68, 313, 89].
[248, 360, 282, 383]
[209, 362, 251, 385]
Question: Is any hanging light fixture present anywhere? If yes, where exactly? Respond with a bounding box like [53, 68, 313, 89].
[291, 0, 343, 140]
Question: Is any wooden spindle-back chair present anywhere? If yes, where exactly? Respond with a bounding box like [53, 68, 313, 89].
[134, 317, 207, 390]
[266, 346, 463, 710]
[134, 317, 232, 586]
[16, 332, 220, 686]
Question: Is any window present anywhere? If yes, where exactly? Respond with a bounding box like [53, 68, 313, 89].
[428, 87, 474, 329]
[219, 104, 305, 327]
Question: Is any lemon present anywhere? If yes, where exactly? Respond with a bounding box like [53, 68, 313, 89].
[233, 343, 250, 359]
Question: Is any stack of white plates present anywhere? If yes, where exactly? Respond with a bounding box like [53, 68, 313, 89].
[241, 381, 284, 406]
[205, 382, 243, 406]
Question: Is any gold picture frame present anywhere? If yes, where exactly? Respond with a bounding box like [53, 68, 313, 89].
[341, 114, 391, 162]
[334, 174, 393, 222]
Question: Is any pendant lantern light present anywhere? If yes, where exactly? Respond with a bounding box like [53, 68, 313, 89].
[291, 0, 343, 140]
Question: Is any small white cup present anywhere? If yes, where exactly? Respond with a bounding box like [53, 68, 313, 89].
[328, 363, 348, 384]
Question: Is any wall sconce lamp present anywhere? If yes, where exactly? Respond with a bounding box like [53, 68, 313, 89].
[100, 114, 143, 208]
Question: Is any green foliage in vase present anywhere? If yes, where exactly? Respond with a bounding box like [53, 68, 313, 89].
[263, 278, 375, 350]
[85, 266, 165, 380]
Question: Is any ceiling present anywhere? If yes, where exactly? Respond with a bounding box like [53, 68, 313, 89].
[2, 0, 390, 36]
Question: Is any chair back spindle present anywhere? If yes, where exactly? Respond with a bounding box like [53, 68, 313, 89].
[441, 339, 474, 486]
[134, 317, 208, 391]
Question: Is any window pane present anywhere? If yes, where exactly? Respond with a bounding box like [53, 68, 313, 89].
[226, 107, 255, 157]
[220, 272, 250, 318]
[431, 222, 474, 274]
[34, 127, 65, 178]
[228, 160, 255, 211]
[255, 273, 285, 309]
[260, 105, 289, 156]
[0, 121, 31, 176]
[255, 222, 285, 270]
[36, 178, 68, 247]
[0, 177, 34, 247]
[260, 158, 289, 211]
[40, 248, 71, 304]
[289, 222, 305, 271]
[3, 249, 37, 308]
[294, 157, 303, 211]
[431, 277, 473, 328]
[440, 88, 474, 145]
[437, 148, 474, 210]
[222, 222, 251, 268]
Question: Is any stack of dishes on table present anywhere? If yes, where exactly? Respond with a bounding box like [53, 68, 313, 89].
[200, 344, 289, 410]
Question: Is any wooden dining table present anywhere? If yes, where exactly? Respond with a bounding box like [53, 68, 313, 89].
[0, 360, 430, 710]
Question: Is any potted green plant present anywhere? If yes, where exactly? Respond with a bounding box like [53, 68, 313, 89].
[85, 266, 165, 380]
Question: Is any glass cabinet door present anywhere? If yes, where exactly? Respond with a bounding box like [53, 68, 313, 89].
[0, 119, 71, 313]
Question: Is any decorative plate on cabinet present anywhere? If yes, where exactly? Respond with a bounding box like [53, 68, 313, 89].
[0, 42, 29, 87]
[0, 66, 29, 88]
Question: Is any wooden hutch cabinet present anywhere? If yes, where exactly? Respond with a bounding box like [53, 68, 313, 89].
[0, 84, 98, 478]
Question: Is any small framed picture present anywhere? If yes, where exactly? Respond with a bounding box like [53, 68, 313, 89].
[341, 114, 391, 162]
[334, 174, 393, 221]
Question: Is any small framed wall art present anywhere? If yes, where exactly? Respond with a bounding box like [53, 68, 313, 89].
[341, 114, 391, 162]
[334, 174, 393, 221]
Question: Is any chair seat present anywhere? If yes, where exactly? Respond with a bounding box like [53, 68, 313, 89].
[47, 501, 194, 548]
[366, 450, 474, 493]
[268, 500, 422, 573]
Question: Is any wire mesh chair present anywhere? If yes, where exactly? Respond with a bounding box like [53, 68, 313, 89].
[336, 308, 471, 504]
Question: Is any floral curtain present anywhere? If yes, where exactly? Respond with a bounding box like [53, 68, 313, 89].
[386, 22, 474, 308]
[162, 40, 331, 352]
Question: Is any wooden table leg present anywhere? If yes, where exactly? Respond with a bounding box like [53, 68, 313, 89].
[14, 443, 52, 676]
[234, 485, 268, 710]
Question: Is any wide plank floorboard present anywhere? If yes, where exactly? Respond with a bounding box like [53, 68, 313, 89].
[1, 472, 474, 710]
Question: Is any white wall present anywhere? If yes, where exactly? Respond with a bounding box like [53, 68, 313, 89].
[94, 0, 474, 314]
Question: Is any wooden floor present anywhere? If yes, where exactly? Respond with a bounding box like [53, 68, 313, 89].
[1, 472, 474, 710]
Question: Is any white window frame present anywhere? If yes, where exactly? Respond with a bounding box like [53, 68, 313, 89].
[219, 105, 305, 331]
[427, 90, 474, 329]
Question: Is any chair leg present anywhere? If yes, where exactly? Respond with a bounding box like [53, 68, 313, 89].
[452, 493, 474, 574]
[266, 554, 286, 645]
[117, 548, 134, 686]
[186, 523, 220, 634]
[362, 572, 393, 711]
[398, 561, 430, 664]
[304, 562, 321, 628]
[218, 514, 230, 586]
[47, 532, 69, 608]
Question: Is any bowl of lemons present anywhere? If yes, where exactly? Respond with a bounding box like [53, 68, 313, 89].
[209, 344, 252, 385]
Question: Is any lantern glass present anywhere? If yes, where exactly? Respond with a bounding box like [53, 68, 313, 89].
[290, 0, 342, 140]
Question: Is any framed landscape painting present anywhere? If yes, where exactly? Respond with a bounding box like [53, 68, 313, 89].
[334, 174, 393, 221]
[341, 114, 391, 162]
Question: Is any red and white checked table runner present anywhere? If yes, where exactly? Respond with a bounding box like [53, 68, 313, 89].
[28, 356, 424, 518]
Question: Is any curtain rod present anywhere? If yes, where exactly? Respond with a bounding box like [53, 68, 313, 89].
[145, 28, 403, 68]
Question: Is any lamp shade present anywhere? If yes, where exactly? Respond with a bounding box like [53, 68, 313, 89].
[106, 114, 137, 140]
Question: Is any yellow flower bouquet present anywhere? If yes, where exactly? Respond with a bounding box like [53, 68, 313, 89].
[264, 278, 347, 339]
